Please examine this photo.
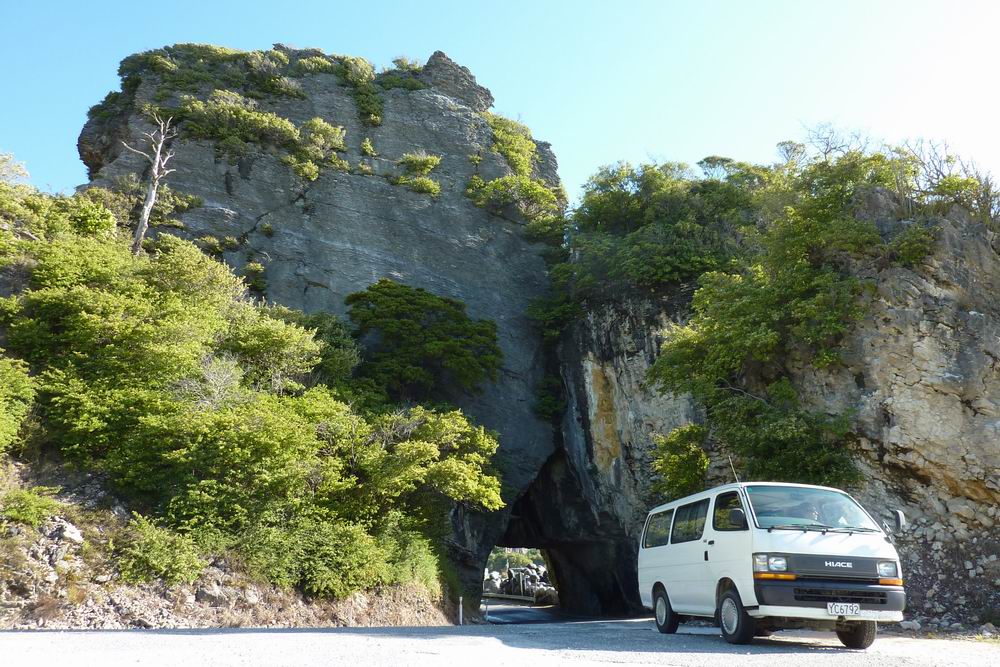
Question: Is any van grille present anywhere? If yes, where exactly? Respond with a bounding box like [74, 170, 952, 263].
[793, 587, 888, 605]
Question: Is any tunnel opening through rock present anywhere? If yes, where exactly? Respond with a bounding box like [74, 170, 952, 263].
[481, 545, 559, 605]
[491, 449, 644, 617]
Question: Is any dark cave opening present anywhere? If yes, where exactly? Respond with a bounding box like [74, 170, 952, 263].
[491, 450, 644, 617]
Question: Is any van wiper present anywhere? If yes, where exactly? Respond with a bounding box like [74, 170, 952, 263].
[766, 523, 832, 533]
[825, 526, 881, 533]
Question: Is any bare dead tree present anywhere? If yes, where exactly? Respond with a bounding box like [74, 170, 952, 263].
[806, 123, 869, 160]
[120, 113, 177, 255]
[897, 140, 1000, 225]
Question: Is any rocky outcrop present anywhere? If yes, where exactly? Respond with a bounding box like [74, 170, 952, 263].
[519, 201, 1000, 621]
[791, 205, 1000, 629]
[501, 293, 702, 614]
[78, 46, 556, 598]
[418, 51, 494, 113]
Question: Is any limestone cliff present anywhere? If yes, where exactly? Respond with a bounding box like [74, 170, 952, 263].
[533, 197, 1000, 624]
[78, 45, 557, 596]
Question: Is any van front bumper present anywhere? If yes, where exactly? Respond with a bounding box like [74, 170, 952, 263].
[750, 605, 903, 622]
[752, 579, 905, 622]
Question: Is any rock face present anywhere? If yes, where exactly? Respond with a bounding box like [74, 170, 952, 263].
[791, 205, 1000, 627]
[79, 47, 556, 597]
[418, 51, 494, 112]
[502, 294, 701, 613]
[522, 201, 1000, 618]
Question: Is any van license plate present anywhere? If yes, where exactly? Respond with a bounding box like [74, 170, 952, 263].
[827, 603, 860, 616]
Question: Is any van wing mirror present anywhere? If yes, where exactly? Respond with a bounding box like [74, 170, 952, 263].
[893, 509, 905, 532]
[728, 508, 748, 529]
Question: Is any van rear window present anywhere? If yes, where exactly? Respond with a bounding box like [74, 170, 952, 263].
[670, 498, 709, 543]
[643, 509, 673, 548]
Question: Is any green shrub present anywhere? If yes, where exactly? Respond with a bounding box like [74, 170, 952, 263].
[285, 156, 320, 181]
[0, 353, 35, 452]
[468, 174, 559, 220]
[377, 516, 441, 596]
[391, 56, 423, 72]
[87, 91, 123, 121]
[0, 487, 61, 527]
[708, 381, 858, 485]
[346, 279, 503, 400]
[889, 222, 938, 267]
[335, 56, 382, 126]
[294, 56, 337, 75]
[299, 117, 346, 154]
[179, 90, 300, 157]
[395, 175, 441, 196]
[523, 215, 565, 246]
[299, 520, 390, 597]
[79, 176, 201, 230]
[261, 222, 274, 237]
[533, 374, 566, 421]
[650, 425, 709, 501]
[361, 137, 377, 157]
[242, 261, 267, 292]
[263, 307, 360, 386]
[398, 152, 441, 176]
[377, 74, 427, 91]
[197, 235, 223, 255]
[483, 113, 536, 177]
[238, 513, 404, 599]
[117, 514, 205, 585]
[283, 117, 349, 180]
[118, 44, 304, 102]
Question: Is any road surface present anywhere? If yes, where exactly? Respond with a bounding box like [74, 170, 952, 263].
[1, 618, 996, 666]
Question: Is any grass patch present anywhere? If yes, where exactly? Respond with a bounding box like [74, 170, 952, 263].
[0, 487, 62, 528]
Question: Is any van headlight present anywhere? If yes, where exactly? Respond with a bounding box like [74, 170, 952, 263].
[877, 561, 898, 578]
[753, 553, 787, 572]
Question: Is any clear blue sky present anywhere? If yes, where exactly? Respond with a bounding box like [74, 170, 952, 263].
[2, 1, 999, 200]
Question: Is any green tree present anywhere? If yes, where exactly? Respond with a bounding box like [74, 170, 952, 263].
[651, 425, 709, 501]
[346, 279, 502, 401]
[0, 353, 34, 453]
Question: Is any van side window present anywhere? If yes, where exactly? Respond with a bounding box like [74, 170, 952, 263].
[713, 491, 747, 531]
[642, 509, 674, 548]
[670, 498, 710, 544]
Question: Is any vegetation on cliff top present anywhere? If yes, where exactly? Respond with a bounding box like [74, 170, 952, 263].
[0, 162, 504, 599]
[88, 44, 434, 184]
[466, 113, 563, 222]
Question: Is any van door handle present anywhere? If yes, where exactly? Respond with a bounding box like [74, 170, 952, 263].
[704, 550, 709, 561]
[707, 540, 715, 545]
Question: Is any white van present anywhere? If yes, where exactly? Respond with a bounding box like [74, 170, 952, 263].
[637, 482, 906, 649]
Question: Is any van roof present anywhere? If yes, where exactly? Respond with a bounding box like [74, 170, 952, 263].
[645, 481, 848, 515]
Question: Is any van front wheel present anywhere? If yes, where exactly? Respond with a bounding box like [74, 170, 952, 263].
[653, 589, 679, 634]
[837, 621, 877, 649]
[719, 589, 755, 644]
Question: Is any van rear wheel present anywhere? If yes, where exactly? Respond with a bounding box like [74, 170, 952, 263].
[719, 589, 755, 644]
[653, 588, 679, 634]
[837, 621, 877, 649]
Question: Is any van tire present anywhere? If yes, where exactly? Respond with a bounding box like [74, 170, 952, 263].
[837, 621, 877, 649]
[719, 589, 755, 644]
[653, 588, 679, 634]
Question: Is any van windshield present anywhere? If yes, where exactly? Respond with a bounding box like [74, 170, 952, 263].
[745, 486, 881, 531]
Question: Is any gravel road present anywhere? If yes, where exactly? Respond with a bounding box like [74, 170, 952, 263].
[1, 619, 996, 666]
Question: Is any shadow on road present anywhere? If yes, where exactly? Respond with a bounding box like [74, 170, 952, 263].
[1, 618, 866, 656]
